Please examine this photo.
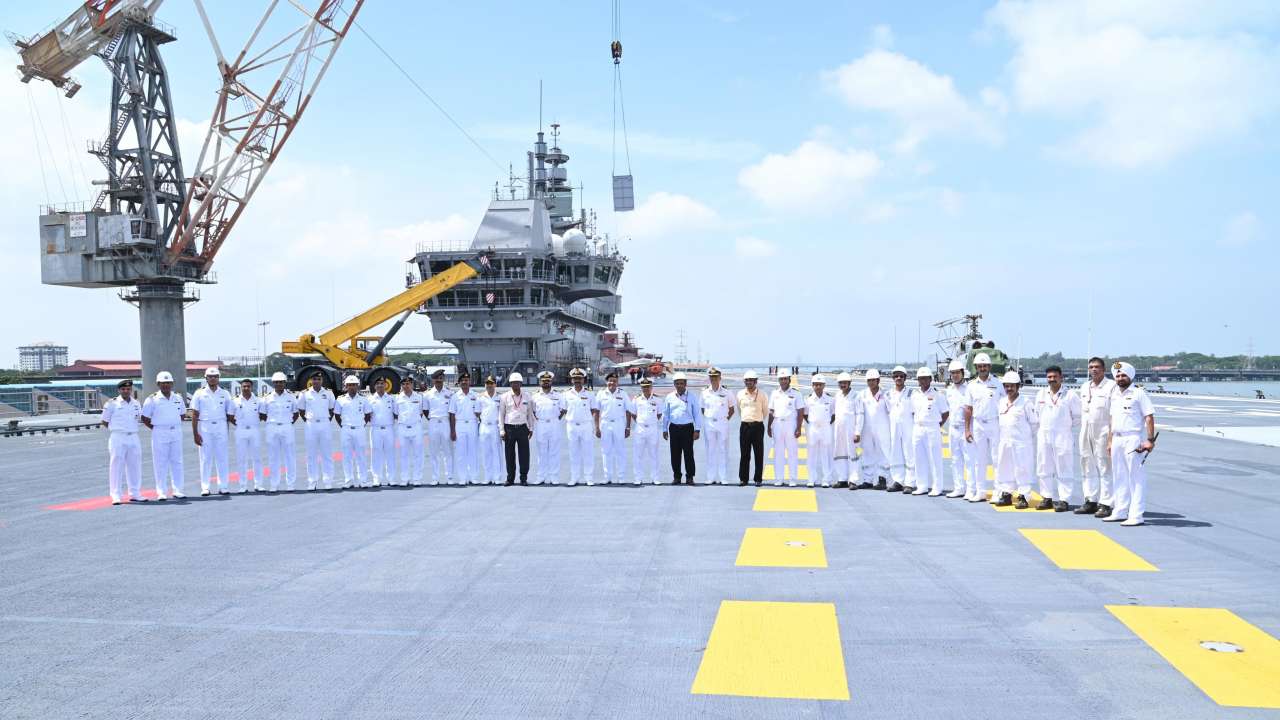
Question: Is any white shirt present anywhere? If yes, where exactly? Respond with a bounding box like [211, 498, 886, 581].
[477, 390, 501, 427]
[299, 387, 335, 423]
[910, 385, 949, 426]
[769, 387, 802, 421]
[424, 387, 453, 422]
[233, 393, 262, 430]
[1035, 386, 1081, 437]
[596, 388, 632, 425]
[563, 387, 597, 425]
[261, 390, 297, 424]
[103, 395, 142, 433]
[191, 384, 234, 428]
[945, 382, 968, 428]
[888, 386, 914, 423]
[449, 389, 480, 426]
[368, 391, 396, 428]
[1081, 377, 1117, 428]
[142, 390, 186, 428]
[1110, 385, 1154, 435]
[395, 391, 425, 427]
[997, 393, 1038, 445]
[336, 393, 370, 428]
[633, 392, 662, 428]
[805, 392, 835, 426]
[700, 386, 734, 429]
[966, 375, 1003, 424]
[857, 387, 890, 433]
[834, 389, 860, 426]
[532, 388, 564, 424]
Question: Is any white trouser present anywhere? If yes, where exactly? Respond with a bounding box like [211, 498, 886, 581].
[911, 424, 944, 492]
[887, 415, 914, 487]
[108, 431, 142, 500]
[947, 423, 969, 493]
[370, 425, 395, 485]
[702, 421, 730, 483]
[1036, 430, 1075, 502]
[770, 417, 799, 485]
[968, 419, 998, 496]
[454, 422, 479, 483]
[600, 420, 628, 483]
[234, 428, 262, 491]
[832, 417, 858, 485]
[264, 422, 297, 490]
[339, 426, 369, 487]
[478, 423, 503, 483]
[303, 420, 334, 488]
[858, 422, 889, 483]
[566, 421, 594, 485]
[1110, 433, 1147, 521]
[1079, 420, 1111, 504]
[427, 419, 452, 484]
[995, 440, 1033, 496]
[197, 423, 230, 493]
[807, 422, 834, 486]
[634, 424, 662, 483]
[397, 424, 424, 485]
[534, 420, 562, 484]
[150, 424, 184, 496]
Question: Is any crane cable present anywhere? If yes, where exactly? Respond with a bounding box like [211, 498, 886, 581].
[24, 85, 55, 205]
[611, 0, 632, 178]
[55, 86, 92, 196]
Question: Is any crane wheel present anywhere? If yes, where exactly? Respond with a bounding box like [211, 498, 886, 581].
[364, 367, 403, 394]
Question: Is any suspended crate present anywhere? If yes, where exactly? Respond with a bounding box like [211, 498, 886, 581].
[612, 174, 635, 212]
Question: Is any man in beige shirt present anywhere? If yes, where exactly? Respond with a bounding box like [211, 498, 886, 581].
[499, 372, 534, 485]
[737, 370, 769, 485]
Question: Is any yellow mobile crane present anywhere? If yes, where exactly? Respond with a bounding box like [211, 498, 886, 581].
[283, 254, 492, 391]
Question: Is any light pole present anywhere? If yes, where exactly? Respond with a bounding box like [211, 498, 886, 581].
[258, 320, 270, 380]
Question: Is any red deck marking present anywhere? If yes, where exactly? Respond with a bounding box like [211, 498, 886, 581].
[46, 489, 160, 512]
[332, 451, 344, 461]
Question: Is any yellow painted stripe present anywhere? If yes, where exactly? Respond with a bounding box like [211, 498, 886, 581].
[942, 448, 952, 459]
[735, 528, 827, 568]
[762, 463, 810, 481]
[992, 491, 1045, 512]
[1106, 606, 1280, 708]
[752, 488, 818, 512]
[768, 447, 809, 459]
[1020, 529, 1158, 571]
[691, 600, 850, 700]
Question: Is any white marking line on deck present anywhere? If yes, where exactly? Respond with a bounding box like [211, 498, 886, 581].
[1, 614, 422, 638]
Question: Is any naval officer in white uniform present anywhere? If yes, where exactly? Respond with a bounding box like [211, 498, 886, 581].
[833, 372, 861, 488]
[1076, 357, 1116, 517]
[1105, 362, 1156, 526]
[299, 372, 336, 490]
[963, 353, 1002, 503]
[476, 376, 505, 484]
[632, 377, 663, 484]
[335, 375, 372, 488]
[231, 378, 264, 492]
[394, 377, 426, 486]
[424, 370, 455, 485]
[563, 368, 599, 485]
[885, 366, 916, 493]
[909, 366, 949, 496]
[367, 377, 397, 487]
[994, 370, 1038, 508]
[103, 379, 145, 505]
[141, 371, 186, 500]
[259, 372, 299, 491]
[531, 371, 565, 485]
[191, 367, 234, 496]
[595, 371, 633, 484]
[943, 360, 969, 498]
[855, 369, 890, 489]
[449, 373, 481, 483]
[699, 368, 735, 484]
[768, 369, 803, 486]
[804, 375, 836, 487]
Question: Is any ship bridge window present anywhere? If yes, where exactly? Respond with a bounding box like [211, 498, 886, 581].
[574, 264, 588, 283]
[594, 264, 610, 284]
[531, 288, 544, 305]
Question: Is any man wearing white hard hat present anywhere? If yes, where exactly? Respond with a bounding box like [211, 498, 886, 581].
[259, 371, 300, 491]
[1105, 361, 1155, 526]
[700, 367, 735, 484]
[424, 370, 455, 485]
[190, 367, 234, 496]
[910, 367, 950, 496]
[768, 369, 804, 486]
[994, 370, 1038, 508]
[299, 371, 337, 489]
[368, 376, 398, 487]
[885, 366, 916, 493]
[1076, 356, 1116, 517]
[804, 375, 836, 487]
[663, 372, 702, 484]
[335, 375, 372, 488]
[141, 370, 187, 500]
[499, 372, 533, 484]
[632, 377, 663, 484]
[962, 353, 1002, 502]
[855, 369, 890, 488]
[231, 378, 264, 492]
[1035, 365, 1082, 511]
[531, 370, 564, 485]
[737, 370, 768, 485]
[832, 372, 861, 488]
[564, 368, 599, 485]
[943, 360, 969, 498]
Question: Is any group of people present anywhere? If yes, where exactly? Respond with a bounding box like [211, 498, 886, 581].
[100, 355, 1156, 525]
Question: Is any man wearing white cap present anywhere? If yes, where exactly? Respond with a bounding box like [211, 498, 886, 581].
[449, 373, 481, 484]
[1076, 357, 1116, 517]
[596, 371, 633, 484]
[1035, 365, 1082, 511]
[804, 375, 836, 487]
[500, 372, 533, 485]
[424, 370, 454, 485]
[564, 368, 599, 485]
[231, 378, 264, 492]
[335, 376, 372, 488]
[833, 372, 861, 488]
[532, 370, 565, 485]
[700, 367, 735, 484]
[910, 367, 950, 496]
[737, 370, 769, 485]
[963, 353, 1002, 502]
[943, 360, 969, 498]
[663, 372, 702, 483]
[476, 376, 504, 484]
[367, 376, 397, 487]
[141, 371, 187, 500]
[1105, 361, 1155, 525]
[259, 372, 299, 491]
[632, 377, 663, 484]
[395, 377, 427, 486]
[768, 369, 804, 486]
[191, 367, 234, 496]
[885, 366, 916, 493]
[994, 370, 1038, 508]
[855, 369, 890, 489]
[102, 379, 144, 505]
[299, 371, 336, 490]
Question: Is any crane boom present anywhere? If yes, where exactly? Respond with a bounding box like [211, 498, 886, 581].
[12, 0, 165, 97]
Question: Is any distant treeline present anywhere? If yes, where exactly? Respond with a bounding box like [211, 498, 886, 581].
[1015, 352, 1280, 371]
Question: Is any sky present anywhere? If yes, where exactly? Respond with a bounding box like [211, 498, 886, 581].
[1, 0, 1278, 368]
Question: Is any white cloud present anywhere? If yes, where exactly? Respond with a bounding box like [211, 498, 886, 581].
[987, 0, 1280, 168]
[1220, 211, 1260, 247]
[822, 49, 999, 152]
[738, 140, 881, 212]
[862, 202, 898, 223]
[733, 236, 777, 258]
[617, 191, 720, 241]
[939, 188, 963, 215]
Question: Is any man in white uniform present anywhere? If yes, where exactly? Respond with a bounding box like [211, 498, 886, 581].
[367, 377, 397, 487]
[1105, 362, 1156, 526]
[476, 376, 504, 484]
[855, 369, 890, 489]
[699, 368, 735, 484]
[910, 367, 950, 496]
[1076, 356, 1116, 517]
[335, 375, 372, 488]
[141, 371, 186, 500]
[299, 372, 336, 490]
[833, 372, 861, 489]
[531, 371, 565, 485]
[943, 360, 969, 498]
[231, 378, 264, 492]
[994, 370, 1038, 508]
[595, 371, 633, 484]
[424, 370, 454, 485]
[394, 377, 426, 486]
[768, 369, 804, 486]
[804, 375, 836, 487]
[1035, 365, 1082, 511]
[886, 366, 916, 493]
[259, 372, 299, 492]
[963, 353, 1002, 503]
[450, 373, 481, 484]
[564, 368, 599, 486]
[191, 367, 234, 496]
[102, 379, 144, 505]
[632, 377, 663, 485]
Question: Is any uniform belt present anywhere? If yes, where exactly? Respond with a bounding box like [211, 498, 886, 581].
[153, 424, 180, 430]
[1112, 430, 1140, 436]
[428, 417, 447, 423]
[342, 425, 365, 429]
[374, 425, 390, 429]
[456, 421, 476, 426]
[306, 418, 328, 424]
[270, 421, 289, 425]
[111, 430, 138, 435]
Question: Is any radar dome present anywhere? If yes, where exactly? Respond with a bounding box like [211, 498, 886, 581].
[550, 233, 565, 255]
[563, 228, 588, 255]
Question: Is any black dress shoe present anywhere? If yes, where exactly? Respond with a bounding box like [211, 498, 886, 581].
[1036, 497, 1054, 511]
[520, 479, 528, 485]
[505, 480, 514, 486]
[672, 478, 682, 484]
[847, 482, 857, 491]
[1014, 494, 1029, 510]
[859, 482, 874, 489]
[754, 480, 762, 486]
[1053, 501, 1069, 512]
[994, 492, 1013, 507]
[739, 480, 748, 486]
[876, 478, 887, 490]
[887, 482, 903, 493]
[1094, 504, 1112, 519]
[1074, 500, 1098, 515]
[686, 478, 696, 485]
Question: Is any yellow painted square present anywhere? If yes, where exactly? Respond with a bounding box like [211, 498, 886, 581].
[735, 528, 827, 568]
[1106, 606, 1280, 708]
[752, 488, 818, 512]
[762, 463, 810, 481]
[992, 491, 1043, 512]
[768, 447, 809, 459]
[942, 448, 952, 459]
[691, 600, 850, 700]
[1020, 529, 1158, 571]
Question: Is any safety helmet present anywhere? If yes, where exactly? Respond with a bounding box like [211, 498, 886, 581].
[811, 374, 827, 384]
[836, 372, 852, 383]
[974, 353, 992, 366]
[343, 375, 360, 386]
[508, 372, 524, 384]
[155, 371, 174, 383]
[865, 369, 881, 380]
[947, 359, 965, 374]
[1001, 370, 1021, 385]
[916, 367, 932, 378]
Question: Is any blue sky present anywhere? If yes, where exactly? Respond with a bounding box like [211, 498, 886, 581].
[2, 0, 1277, 367]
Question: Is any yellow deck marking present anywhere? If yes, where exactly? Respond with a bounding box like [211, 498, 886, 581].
[762, 463, 810, 481]
[735, 528, 827, 568]
[768, 447, 809, 459]
[942, 448, 952, 459]
[691, 600, 850, 700]
[1019, 529, 1158, 571]
[991, 491, 1045, 511]
[1106, 606, 1280, 708]
[752, 488, 818, 512]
